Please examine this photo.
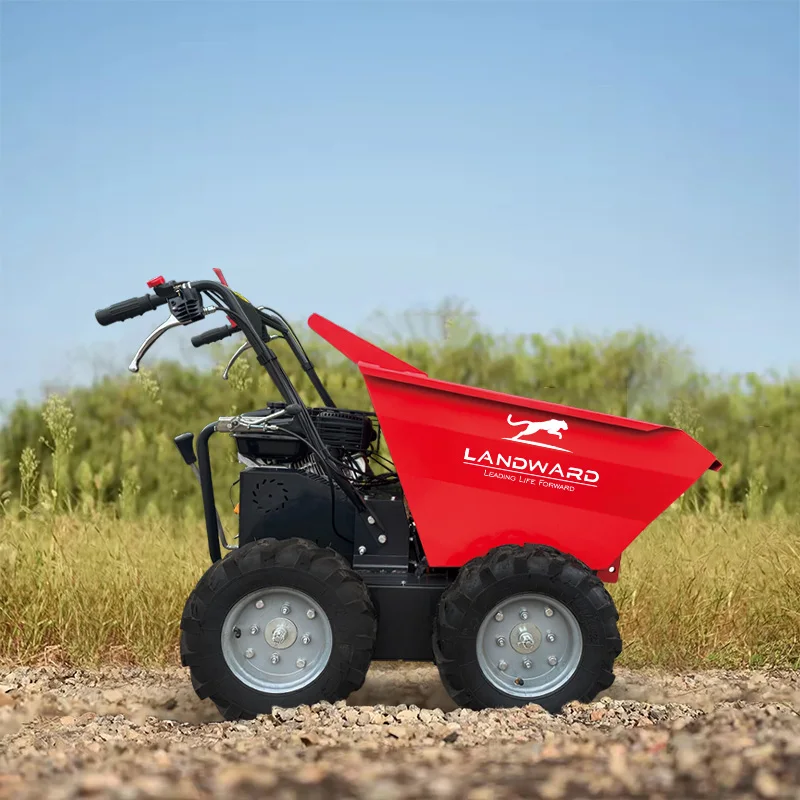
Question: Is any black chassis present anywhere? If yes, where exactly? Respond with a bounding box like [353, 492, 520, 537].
[177, 416, 453, 663]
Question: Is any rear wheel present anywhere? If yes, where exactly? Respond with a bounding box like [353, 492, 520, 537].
[180, 537, 377, 720]
[432, 543, 621, 713]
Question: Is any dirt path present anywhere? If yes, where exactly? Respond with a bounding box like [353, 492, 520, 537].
[1, 663, 798, 799]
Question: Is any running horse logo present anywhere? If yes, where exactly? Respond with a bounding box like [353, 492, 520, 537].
[502, 415, 572, 452]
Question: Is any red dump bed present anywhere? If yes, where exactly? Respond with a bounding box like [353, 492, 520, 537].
[308, 314, 722, 580]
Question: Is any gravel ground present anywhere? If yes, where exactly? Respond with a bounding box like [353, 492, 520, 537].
[0, 662, 798, 799]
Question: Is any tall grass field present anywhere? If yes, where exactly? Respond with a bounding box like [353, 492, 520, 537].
[0, 510, 797, 670]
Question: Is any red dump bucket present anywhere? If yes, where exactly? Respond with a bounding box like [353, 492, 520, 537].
[308, 314, 722, 580]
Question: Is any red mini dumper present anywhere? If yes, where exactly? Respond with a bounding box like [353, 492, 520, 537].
[94, 274, 721, 720]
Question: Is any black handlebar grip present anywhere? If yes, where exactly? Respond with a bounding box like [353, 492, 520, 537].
[95, 293, 169, 326]
[191, 324, 238, 348]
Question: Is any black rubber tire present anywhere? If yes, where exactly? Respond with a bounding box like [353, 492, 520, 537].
[180, 537, 377, 720]
[432, 543, 622, 714]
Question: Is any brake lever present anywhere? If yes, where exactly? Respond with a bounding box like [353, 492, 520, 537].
[222, 341, 253, 380]
[128, 306, 218, 373]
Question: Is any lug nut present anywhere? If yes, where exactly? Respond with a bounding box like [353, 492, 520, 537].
[496, 636, 506, 647]
[302, 634, 311, 645]
[244, 648, 255, 659]
[306, 609, 316, 619]
[522, 658, 532, 669]
[546, 632, 556, 643]
[378, 534, 387, 544]
[281, 604, 291, 615]
[271, 653, 280, 665]
[498, 660, 508, 671]
[249, 626, 259, 635]
[519, 609, 529, 620]
[358, 546, 367, 555]
[544, 607, 554, 617]
[547, 655, 558, 666]
[255, 600, 264, 609]
[494, 611, 504, 622]
[296, 659, 306, 669]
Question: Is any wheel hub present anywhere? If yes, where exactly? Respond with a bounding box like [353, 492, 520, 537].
[476, 592, 583, 699]
[509, 622, 541, 654]
[265, 617, 297, 649]
[220, 586, 333, 694]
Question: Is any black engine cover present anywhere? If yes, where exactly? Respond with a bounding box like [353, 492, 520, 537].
[238, 467, 358, 559]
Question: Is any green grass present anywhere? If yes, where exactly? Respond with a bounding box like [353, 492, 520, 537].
[609, 511, 799, 669]
[0, 510, 798, 670]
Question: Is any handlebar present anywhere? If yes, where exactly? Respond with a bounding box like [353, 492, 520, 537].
[94, 273, 334, 409]
[95, 293, 170, 326]
[191, 324, 239, 348]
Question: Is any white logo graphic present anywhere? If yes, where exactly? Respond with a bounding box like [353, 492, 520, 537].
[502, 415, 572, 453]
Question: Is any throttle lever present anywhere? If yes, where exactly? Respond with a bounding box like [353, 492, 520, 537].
[129, 306, 219, 373]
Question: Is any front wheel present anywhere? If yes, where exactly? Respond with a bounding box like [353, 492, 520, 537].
[180, 537, 377, 720]
[432, 543, 622, 713]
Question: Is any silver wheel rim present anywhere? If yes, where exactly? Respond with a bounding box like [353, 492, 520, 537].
[221, 586, 333, 693]
[476, 592, 583, 698]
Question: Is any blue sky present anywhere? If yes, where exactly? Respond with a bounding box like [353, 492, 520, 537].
[2, 0, 798, 411]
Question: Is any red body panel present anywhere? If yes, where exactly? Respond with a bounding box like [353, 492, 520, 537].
[308, 314, 722, 577]
[308, 313, 425, 375]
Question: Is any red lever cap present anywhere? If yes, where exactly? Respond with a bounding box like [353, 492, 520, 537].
[147, 276, 165, 288]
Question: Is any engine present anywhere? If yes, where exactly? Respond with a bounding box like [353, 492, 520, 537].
[233, 402, 378, 482]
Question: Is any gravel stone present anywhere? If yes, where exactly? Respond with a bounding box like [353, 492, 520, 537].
[0, 663, 798, 798]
